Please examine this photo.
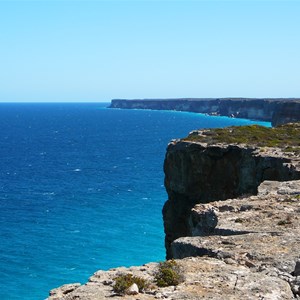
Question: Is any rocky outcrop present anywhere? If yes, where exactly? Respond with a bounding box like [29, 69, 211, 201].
[48, 179, 300, 299]
[109, 98, 300, 126]
[48, 123, 300, 299]
[171, 180, 300, 271]
[48, 255, 298, 299]
[163, 140, 300, 259]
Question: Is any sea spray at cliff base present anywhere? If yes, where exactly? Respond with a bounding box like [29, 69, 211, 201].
[0, 103, 270, 300]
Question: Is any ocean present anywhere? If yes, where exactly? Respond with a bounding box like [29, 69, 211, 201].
[0, 103, 271, 299]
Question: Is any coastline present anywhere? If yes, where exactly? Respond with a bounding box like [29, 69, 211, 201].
[109, 98, 300, 126]
[48, 109, 300, 299]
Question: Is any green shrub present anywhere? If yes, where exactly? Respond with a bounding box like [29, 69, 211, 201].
[183, 123, 300, 154]
[113, 273, 148, 295]
[154, 260, 183, 287]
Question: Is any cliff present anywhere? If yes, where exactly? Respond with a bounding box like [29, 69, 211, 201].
[163, 123, 300, 259]
[171, 180, 300, 272]
[109, 98, 300, 126]
[48, 124, 300, 299]
[49, 181, 300, 299]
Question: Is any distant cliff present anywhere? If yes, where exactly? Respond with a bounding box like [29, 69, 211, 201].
[109, 98, 300, 126]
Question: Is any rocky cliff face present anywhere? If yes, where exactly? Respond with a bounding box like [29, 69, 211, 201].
[171, 180, 300, 271]
[109, 98, 300, 126]
[49, 180, 300, 300]
[163, 138, 300, 259]
[48, 123, 300, 299]
[272, 101, 300, 126]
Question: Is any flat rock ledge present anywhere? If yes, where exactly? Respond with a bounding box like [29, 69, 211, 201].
[49, 180, 300, 299]
[49, 256, 295, 300]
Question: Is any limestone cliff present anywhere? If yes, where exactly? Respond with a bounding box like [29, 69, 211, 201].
[171, 180, 300, 272]
[272, 101, 300, 126]
[49, 180, 300, 300]
[109, 98, 300, 126]
[163, 124, 300, 259]
[48, 123, 300, 299]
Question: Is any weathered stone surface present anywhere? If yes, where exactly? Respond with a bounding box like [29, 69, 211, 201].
[188, 204, 218, 236]
[126, 283, 139, 295]
[48, 186, 300, 299]
[163, 140, 300, 258]
[48, 257, 294, 300]
[49, 124, 300, 299]
[258, 180, 300, 196]
[171, 180, 300, 273]
[49, 283, 81, 299]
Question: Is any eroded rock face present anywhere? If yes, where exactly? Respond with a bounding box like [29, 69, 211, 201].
[48, 123, 300, 299]
[272, 101, 300, 126]
[48, 180, 300, 299]
[163, 140, 300, 259]
[171, 180, 300, 271]
[170, 180, 300, 298]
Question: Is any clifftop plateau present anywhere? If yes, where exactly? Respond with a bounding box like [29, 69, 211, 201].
[109, 98, 300, 126]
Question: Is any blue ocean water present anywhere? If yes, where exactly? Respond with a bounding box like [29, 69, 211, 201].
[0, 103, 270, 299]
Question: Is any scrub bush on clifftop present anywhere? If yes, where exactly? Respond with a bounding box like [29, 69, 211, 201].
[113, 273, 148, 294]
[155, 259, 184, 287]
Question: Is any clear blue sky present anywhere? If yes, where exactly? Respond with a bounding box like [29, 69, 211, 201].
[0, 0, 299, 102]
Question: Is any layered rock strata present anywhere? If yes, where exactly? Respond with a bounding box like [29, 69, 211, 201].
[49, 124, 300, 299]
[49, 180, 300, 299]
[163, 138, 300, 259]
[109, 98, 300, 126]
[171, 180, 300, 271]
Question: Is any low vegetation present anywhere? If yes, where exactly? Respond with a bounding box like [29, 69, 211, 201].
[184, 123, 300, 154]
[113, 273, 148, 295]
[113, 260, 185, 295]
[154, 260, 184, 287]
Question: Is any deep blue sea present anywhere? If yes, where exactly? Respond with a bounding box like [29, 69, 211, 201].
[0, 103, 270, 299]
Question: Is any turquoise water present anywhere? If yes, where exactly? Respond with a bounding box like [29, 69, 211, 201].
[0, 103, 270, 299]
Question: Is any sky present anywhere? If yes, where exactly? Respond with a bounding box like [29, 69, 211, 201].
[0, 0, 299, 102]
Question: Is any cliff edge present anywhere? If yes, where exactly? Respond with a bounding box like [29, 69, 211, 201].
[163, 123, 300, 259]
[49, 180, 300, 299]
[48, 123, 300, 299]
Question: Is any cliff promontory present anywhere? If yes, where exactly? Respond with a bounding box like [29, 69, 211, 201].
[163, 123, 300, 259]
[48, 123, 300, 299]
[109, 98, 300, 126]
[49, 180, 300, 299]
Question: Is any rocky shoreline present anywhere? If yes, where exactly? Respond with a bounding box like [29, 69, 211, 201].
[49, 123, 300, 299]
[109, 98, 300, 126]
